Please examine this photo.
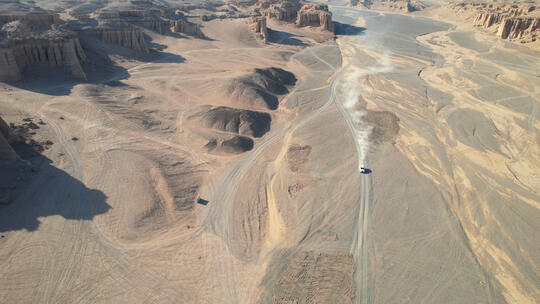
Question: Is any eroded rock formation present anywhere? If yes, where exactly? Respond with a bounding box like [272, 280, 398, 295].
[258, 0, 334, 32]
[497, 17, 540, 40]
[296, 3, 334, 31]
[190, 67, 296, 154]
[97, 10, 172, 34]
[251, 16, 269, 42]
[0, 4, 215, 82]
[0, 34, 87, 82]
[224, 67, 297, 110]
[97, 8, 207, 38]
[0, 11, 89, 81]
[264, 0, 302, 22]
[451, 1, 539, 43]
[171, 20, 206, 39]
[351, 0, 426, 12]
[100, 28, 149, 52]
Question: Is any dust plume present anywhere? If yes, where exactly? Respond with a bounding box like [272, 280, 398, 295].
[338, 52, 393, 170]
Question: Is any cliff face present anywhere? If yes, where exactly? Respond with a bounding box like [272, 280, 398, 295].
[296, 4, 334, 32]
[97, 9, 206, 38]
[251, 16, 268, 42]
[265, 1, 301, 22]
[171, 20, 206, 38]
[0, 11, 88, 81]
[452, 2, 539, 43]
[0, 14, 61, 27]
[261, 1, 334, 32]
[497, 17, 540, 40]
[0, 35, 87, 82]
[0, 49, 20, 81]
[100, 28, 149, 52]
[98, 10, 171, 34]
[351, 0, 426, 12]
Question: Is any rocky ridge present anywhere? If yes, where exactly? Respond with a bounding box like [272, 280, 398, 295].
[296, 3, 334, 31]
[0, 21, 88, 81]
[451, 1, 540, 43]
[99, 28, 148, 52]
[350, 0, 426, 12]
[96, 9, 206, 38]
[0, 5, 209, 82]
[190, 67, 296, 154]
[255, 0, 334, 31]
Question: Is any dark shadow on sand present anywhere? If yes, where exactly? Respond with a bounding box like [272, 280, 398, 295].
[0, 143, 111, 232]
[333, 22, 366, 36]
[268, 29, 307, 46]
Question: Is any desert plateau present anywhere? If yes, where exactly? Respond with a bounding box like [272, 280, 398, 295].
[0, 0, 538, 303]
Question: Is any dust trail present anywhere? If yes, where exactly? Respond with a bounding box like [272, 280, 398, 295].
[337, 51, 393, 170]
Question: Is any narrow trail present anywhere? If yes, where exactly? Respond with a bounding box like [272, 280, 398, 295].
[331, 35, 374, 304]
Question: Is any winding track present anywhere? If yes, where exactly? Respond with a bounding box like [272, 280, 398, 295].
[333, 64, 372, 304]
[201, 34, 375, 302]
[11, 18, 373, 302]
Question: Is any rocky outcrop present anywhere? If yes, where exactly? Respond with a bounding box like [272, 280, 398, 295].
[171, 20, 206, 39]
[100, 28, 149, 52]
[265, 1, 302, 22]
[205, 136, 254, 154]
[189, 106, 272, 138]
[351, 0, 426, 12]
[224, 67, 296, 110]
[497, 17, 540, 40]
[0, 12, 88, 81]
[259, 0, 334, 32]
[0, 49, 20, 81]
[0, 14, 61, 27]
[97, 9, 206, 38]
[251, 16, 268, 42]
[452, 2, 539, 43]
[296, 4, 334, 32]
[98, 10, 171, 34]
[0, 35, 87, 82]
[473, 12, 506, 28]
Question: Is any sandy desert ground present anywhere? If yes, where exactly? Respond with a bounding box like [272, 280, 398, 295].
[0, 0, 539, 303]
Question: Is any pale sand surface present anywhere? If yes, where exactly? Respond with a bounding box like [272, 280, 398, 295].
[0, 3, 539, 304]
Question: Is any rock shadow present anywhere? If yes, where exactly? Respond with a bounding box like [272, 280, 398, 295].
[333, 22, 366, 36]
[268, 29, 307, 46]
[0, 144, 111, 232]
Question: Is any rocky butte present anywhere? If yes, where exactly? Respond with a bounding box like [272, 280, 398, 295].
[0, 5, 209, 82]
[451, 1, 540, 42]
[0, 14, 87, 81]
[247, 0, 335, 39]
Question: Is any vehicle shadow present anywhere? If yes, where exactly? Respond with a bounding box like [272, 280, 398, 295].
[0, 143, 111, 232]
